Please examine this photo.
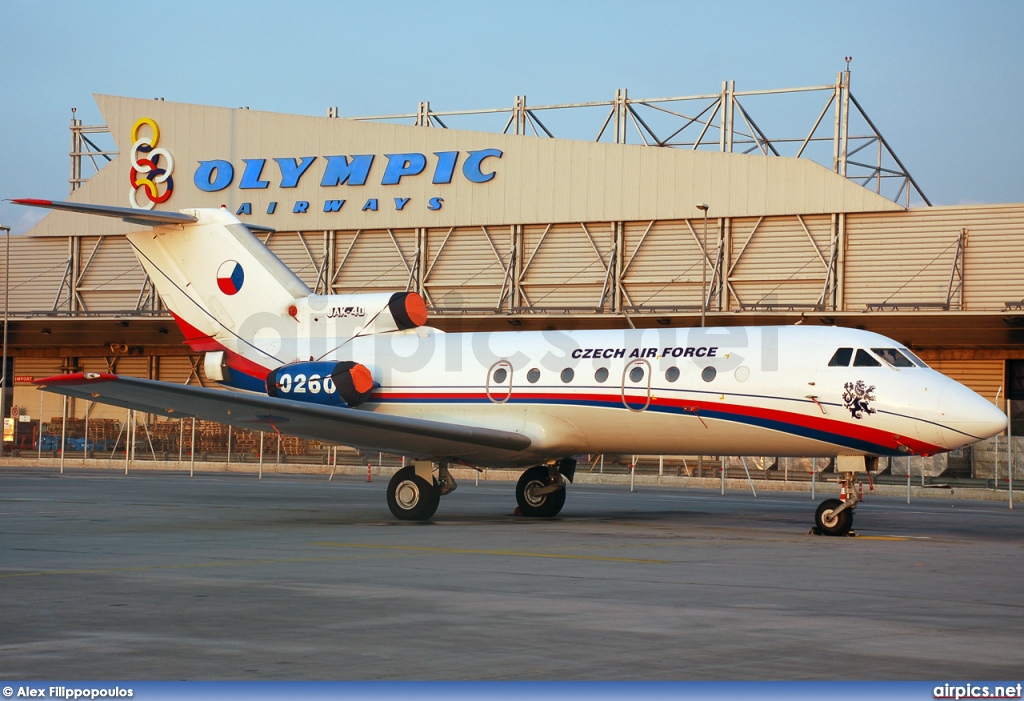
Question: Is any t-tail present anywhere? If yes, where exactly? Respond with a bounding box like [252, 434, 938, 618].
[9, 200, 429, 393]
[128, 207, 311, 375]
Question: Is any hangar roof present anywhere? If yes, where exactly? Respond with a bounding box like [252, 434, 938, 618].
[27, 94, 902, 237]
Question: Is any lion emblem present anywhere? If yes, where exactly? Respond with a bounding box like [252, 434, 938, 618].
[843, 380, 877, 419]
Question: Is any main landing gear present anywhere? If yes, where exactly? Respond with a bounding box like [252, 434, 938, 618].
[386, 461, 457, 521]
[515, 458, 576, 518]
[813, 465, 869, 537]
[386, 456, 869, 531]
[384, 456, 577, 522]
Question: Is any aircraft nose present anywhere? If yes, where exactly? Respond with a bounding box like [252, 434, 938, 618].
[938, 381, 1007, 445]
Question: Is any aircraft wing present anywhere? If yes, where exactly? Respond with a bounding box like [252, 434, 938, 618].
[35, 373, 531, 459]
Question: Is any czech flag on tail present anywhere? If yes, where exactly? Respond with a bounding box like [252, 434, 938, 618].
[217, 260, 244, 295]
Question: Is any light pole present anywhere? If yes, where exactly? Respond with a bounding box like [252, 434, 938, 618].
[1, 224, 9, 456]
[696, 204, 709, 327]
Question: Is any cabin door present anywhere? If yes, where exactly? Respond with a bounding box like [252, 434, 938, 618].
[621, 359, 652, 412]
[486, 360, 514, 403]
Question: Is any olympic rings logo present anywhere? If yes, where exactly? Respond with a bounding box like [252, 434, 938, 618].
[128, 117, 174, 209]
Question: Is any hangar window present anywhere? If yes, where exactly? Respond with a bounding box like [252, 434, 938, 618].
[828, 348, 853, 367]
[871, 348, 915, 368]
[665, 367, 680, 382]
[527, 368, 541, 383]
[594, 367, 609, 383]
[853, 349, 881, 367]
[701, 366, 717, 383]
[560, 368, 574, 383]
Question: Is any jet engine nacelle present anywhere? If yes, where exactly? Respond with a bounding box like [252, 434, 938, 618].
[266, 360, 376, 408]
[296, 291, 427, 335]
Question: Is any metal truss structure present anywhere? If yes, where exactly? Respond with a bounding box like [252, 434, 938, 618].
[69, 108, 116, 194]
[351, 71, 929, 207]
[37, 72, 1010, 327]
[73, 72, 928, 207]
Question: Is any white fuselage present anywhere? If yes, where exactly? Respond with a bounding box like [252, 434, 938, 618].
[244, 323, 1005, 468]
[113, 208, 1005, 468]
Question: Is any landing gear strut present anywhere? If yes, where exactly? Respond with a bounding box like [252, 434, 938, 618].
[516, 459, 574, 517]
[813, 470, 860, 537]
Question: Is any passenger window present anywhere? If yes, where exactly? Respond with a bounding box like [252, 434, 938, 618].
[594, 367, 609, 383]
[871, 348, 914, 368]
[665, 367, 680, 382]
[629, 366, 644, 383]
[560, 368, 574, 383]
[527, 368, 540, 383]
[853, 349, 881, 367]
[493, 367, 508, 383]
[828, 348, 853, 367]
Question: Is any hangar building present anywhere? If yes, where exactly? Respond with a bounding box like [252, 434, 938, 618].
[2, 73, 1022, 477]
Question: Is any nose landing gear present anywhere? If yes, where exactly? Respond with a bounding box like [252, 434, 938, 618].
[813, 459, 872, 536]
[814, 496, 854, 536]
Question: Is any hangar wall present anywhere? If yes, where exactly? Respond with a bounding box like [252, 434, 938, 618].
[5, 202, 1023, 398]
[1, 83, 1021, 478]
[12, 206, 1021, 317]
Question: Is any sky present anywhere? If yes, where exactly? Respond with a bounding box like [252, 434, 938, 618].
[2, 0, 1023, 234]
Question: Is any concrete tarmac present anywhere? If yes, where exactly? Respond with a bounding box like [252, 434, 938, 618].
[1, 467, 1022, 680]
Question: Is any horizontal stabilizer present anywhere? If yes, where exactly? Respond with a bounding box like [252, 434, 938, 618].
[35, 373, 532, 459]
[10, 199, 276, 233]
[10, 198, 198, 226]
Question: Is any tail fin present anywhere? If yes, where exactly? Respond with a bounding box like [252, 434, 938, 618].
[11, 199, 309, 379]
[126, 208, 310, 367]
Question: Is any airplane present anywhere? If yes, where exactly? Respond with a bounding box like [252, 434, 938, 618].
[11, 198, 1009, 535]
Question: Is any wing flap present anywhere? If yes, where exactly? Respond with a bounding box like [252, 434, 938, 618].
[36, 373, 531, 459]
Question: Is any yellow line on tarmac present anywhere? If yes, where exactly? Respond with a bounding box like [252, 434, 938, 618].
[312, 542, 669, 564]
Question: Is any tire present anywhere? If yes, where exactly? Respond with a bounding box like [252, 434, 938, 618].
[387, 466, 440, 521]
[815, 498, 853, 536]
[515, 465, 566, 518]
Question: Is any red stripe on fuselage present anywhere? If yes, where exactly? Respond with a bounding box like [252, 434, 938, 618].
[371, 388, 943, 455]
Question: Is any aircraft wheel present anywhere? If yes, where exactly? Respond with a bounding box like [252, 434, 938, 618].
[516, 465, 566, 517]
[815, 498, 853, 536]
[387, 466, 440, 521]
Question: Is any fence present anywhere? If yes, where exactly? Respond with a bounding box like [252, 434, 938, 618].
[5, 414, 1021, 494]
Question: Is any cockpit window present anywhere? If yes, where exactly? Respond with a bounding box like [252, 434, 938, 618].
[871, 348, 915, 368]
[828, 348, 853, 367]
[853, 349, 881, 367]
[900, 348, 929, 368]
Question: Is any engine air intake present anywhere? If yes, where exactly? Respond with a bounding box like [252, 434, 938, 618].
[388, 291, 428, 330]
